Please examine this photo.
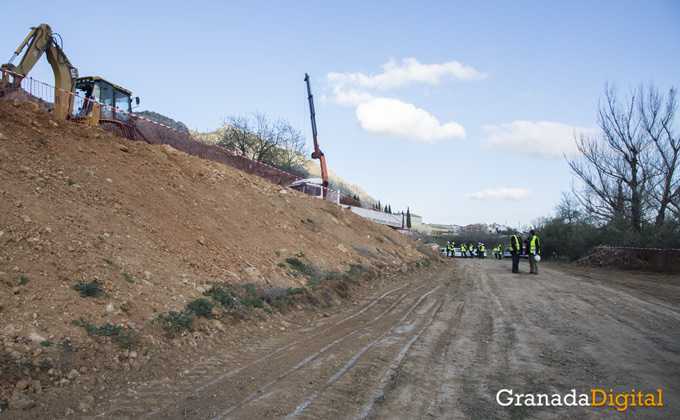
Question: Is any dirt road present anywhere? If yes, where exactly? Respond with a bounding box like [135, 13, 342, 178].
[8, 258, 679, 419]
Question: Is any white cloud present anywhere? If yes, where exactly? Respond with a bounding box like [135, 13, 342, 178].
[466, 188, 533, 201]
[356, 98, 465, 143]
[327, 57, 487, 91]
[482, 120, 593, 159]
[330, 86, 375, 107]
[324, 58, 483, 142]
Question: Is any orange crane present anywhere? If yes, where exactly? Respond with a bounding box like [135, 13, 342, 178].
[304, 73, 329, 190]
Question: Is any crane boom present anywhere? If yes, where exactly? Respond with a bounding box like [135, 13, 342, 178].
[304, 73, 329, 188]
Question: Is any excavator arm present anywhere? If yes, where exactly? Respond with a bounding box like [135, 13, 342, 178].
[1, 23, 78, 119]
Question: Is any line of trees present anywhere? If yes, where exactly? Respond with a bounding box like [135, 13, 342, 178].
[537, 82, 679, 259]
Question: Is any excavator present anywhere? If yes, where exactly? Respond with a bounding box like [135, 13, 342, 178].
[1, 23, 142, 140]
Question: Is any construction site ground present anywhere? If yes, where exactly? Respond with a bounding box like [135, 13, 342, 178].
[1, 101, 679, 419]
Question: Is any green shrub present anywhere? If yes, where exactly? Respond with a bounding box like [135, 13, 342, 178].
[73, 280, 107, 297]
[285, 257, 311, 275]
[241, 297, 265, 308]
[72, 317, 133, 348]
[203, 285, 237, 309]
[186, 298, 214, 318]
[240, 284, 265, 308]
[346, 264, 364, 276]
[154, 311, 195, 338]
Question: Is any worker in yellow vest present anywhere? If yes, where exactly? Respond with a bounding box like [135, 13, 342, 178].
[510, 232, 523, 273]
[528, 229, 541, 275]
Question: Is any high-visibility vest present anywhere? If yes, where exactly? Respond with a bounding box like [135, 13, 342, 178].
[511, 235, 520, 251]
[530, 236, 540, 253]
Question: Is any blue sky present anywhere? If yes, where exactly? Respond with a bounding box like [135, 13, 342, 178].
[2, 1, 678, 228]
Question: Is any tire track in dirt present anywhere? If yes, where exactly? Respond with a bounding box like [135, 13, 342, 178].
[365, 258, 519, 419]
[282, 291, 441, 420]
[354, 300, 443, 419]
[90, 265, 451, 419]
[55, 259, 679, 419]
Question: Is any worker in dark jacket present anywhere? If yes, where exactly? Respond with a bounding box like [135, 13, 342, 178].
[510, 232, 523, 273]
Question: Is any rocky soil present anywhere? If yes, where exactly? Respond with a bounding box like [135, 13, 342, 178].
[0, 100, 436, 414]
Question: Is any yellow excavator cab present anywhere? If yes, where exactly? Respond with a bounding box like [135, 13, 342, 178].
[73, 76, 138, 125]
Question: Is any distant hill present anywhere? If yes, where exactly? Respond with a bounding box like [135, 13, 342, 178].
[135, 110, 190, 133]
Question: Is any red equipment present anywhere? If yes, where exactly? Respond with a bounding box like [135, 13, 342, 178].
[304, 73, 329, 189]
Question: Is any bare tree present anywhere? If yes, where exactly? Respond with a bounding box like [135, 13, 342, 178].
[219, 114, 254, 157]
[269, 122, 308, 178]
[555, 191, 582, 224]
[639, 84, 680, 224]
[567, 82, 678, 232]
[218, 112, 309, 176]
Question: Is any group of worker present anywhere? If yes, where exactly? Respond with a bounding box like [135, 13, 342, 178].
[445, 242, 489, 259]
[442, 229, 542, 275]
[446, 241, 509, 260]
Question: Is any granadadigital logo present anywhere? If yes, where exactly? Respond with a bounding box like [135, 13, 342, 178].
[496, 389, 663, 412]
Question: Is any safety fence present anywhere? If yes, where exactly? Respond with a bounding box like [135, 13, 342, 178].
[0, 72, 399, 224]
[590, 246, 680, 272]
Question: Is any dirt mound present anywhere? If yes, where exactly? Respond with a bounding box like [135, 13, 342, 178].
[0, 101, 436, 410]
[576, 245, 680, 272]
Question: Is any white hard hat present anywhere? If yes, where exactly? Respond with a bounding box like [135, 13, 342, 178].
[534, 255, 541, 262]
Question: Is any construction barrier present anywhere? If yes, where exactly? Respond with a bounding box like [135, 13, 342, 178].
[0, 71, 399, 226]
